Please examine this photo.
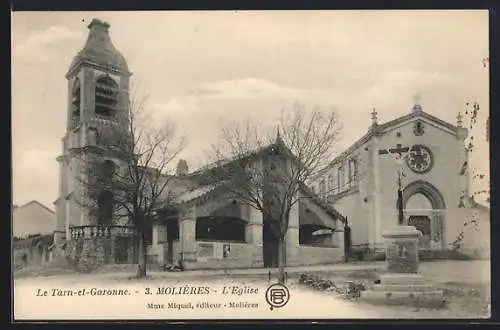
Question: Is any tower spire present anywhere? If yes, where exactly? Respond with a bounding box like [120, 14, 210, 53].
[276, 125, 281, 142]
[67, 18, 130, 76]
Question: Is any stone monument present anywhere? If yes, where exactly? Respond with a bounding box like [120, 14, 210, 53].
[360, 145, 445, 308]
[360, 225, 445, 308]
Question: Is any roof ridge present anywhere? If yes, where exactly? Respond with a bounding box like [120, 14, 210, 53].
[16, 200, 55, 214]
[317, 110, 459, 176]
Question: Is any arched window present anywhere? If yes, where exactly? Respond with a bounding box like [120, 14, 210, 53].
[348, 158, 357, 189]
[71, 78, 81, 128]
[98, 159, 117, 187]
[337, 165, 345, 193]
[328, 174, 334, 196]
[319, 179, 326, 199]
[95, 76, 119, 118]
[101, 159, 117, 178]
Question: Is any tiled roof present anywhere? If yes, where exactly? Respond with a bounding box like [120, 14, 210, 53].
[172, 180, 346, 226]
[174, 185, 219, 205]
[299, 183, 346, 224]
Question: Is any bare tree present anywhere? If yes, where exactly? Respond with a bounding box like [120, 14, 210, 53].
[76, 94, 186, 278]
[205, 103, 342, 283]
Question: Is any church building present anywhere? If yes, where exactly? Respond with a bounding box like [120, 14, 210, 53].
[53, 18, 488, 270]
[310, 102, 490, 260]
[54, 19, 347, 270]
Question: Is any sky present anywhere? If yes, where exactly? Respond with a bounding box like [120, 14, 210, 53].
[11, 10, 489, 208]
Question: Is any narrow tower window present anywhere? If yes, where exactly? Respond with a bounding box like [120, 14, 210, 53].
[97, 159, 117, 225]
[71, 78, 81, 128]
[95, 76, 119, 118]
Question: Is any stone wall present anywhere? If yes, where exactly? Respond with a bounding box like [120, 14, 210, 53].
[13, 235, 53, 270]
[13, 245, 51, 269]
[65, 236, 137, 270]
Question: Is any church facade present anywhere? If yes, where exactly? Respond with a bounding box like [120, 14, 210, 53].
[54, 19, 347, 270]
[310, 103, 490, 260]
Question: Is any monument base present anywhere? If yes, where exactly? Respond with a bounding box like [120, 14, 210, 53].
[360, 273, 446, 308]
[360, 226, 445, 308]
[384, 225, 421, 273]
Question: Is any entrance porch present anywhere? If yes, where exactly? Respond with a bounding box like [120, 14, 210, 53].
[149, 185, 346, 270]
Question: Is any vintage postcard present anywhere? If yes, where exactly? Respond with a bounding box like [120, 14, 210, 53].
[12, 10, 490, 320]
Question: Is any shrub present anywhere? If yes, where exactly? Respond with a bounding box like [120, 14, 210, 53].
[346, 281, 366, 299]
[298, 273, 367, 300]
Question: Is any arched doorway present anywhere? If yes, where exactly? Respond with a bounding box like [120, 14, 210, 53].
[402, 180, 446, 250]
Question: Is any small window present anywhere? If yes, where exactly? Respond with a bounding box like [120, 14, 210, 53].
[71, 79, 81, 128]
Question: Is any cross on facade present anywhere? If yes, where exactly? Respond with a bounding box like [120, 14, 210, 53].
[378, 143, 411, 225]
[378, 143, 409, 159]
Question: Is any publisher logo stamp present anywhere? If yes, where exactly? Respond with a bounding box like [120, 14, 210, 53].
[265, 283, 290, 310]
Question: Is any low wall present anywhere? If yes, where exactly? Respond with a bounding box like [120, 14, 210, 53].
[158, 241, 344, 269]
[287, 245, 344, 266]
[13, 245, 51, 269]
[13, 235, 53, 269]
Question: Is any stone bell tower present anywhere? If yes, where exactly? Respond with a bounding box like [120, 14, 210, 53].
[54, 18, 132, 246]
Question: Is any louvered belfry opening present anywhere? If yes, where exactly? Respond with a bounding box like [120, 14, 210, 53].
[95, 75, 119, 118]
